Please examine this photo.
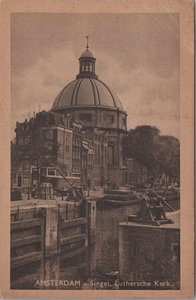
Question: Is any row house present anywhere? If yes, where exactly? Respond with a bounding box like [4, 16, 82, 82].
[11, 111, 75, 191]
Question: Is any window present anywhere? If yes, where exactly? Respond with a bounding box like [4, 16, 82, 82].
[105, 114, 114, 124]
[47, 168, 55, 176]
[79, 113, 92, 122]
[17, 174, 22, 187]
[32, 168, 38, 180]
[122, 117, 126, 127]
[108, 145, 115, 166]
[40, 168, 46, 176]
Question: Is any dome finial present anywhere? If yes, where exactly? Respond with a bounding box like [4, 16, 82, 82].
[86, 35, 89, 50]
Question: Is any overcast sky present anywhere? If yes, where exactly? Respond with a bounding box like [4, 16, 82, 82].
[11, 13, 180, 138]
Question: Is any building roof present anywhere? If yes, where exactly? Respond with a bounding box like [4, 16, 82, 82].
[35, 111, 68, 128]
[52, 45, 125, 112]
[52, 77, 123, 110]
[80, 49, 95, 59]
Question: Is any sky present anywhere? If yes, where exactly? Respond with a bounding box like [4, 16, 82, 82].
[11, 13, 180, 138]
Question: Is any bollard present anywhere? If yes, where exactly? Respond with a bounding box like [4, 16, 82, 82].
[43, 206, 59, 257]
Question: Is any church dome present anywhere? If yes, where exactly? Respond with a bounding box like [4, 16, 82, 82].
[52, 40, 124, 111]
[80, 49, 95, 58]
[52, 78, 123, 109]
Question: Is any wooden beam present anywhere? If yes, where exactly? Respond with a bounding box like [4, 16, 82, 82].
[11, 218, 44, 231]
[61, 233, 86, 245]
[60, 218, 87, 229]
[11, 235, 42, 248]
[11, 251, 42, 268]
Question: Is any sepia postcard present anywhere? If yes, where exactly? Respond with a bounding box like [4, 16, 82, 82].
[0, 0, 194, 298]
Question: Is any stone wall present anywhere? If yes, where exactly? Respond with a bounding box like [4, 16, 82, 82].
[119, 223, 180, 289]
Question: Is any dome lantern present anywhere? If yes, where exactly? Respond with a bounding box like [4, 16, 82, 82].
[76, 36, 98, 79]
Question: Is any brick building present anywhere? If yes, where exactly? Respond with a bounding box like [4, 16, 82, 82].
[11, 111, 77, 190]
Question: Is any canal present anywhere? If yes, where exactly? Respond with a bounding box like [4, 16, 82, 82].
[11, 202, 139, 290]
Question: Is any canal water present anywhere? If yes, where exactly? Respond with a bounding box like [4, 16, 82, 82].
[11, 202, 139, 290]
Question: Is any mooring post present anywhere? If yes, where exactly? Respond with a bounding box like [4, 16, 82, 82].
[43, 206, 59, 257]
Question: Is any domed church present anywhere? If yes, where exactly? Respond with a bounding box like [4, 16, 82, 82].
[52, 40, 128, 188]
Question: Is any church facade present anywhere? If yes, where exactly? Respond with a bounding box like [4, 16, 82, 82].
[52, 45, 128, 187]
[11, 44, 128, 192]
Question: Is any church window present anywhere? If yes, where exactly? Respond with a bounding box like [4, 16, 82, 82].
[122, 117, 126, 127]
[79, 113, 92, 122]
[105, 114, 114, 124]
[108, 145, 115, 166]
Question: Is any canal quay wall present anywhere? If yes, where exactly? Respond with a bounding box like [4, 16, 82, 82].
[119, 211, 180, 289]
[11, 198, 94, 269]
[11, 196, 140, 272]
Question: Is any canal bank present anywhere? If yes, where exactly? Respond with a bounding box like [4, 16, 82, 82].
[11, 197, 140, 289]
[11, 196, 180, 290]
